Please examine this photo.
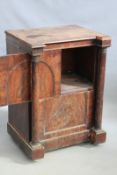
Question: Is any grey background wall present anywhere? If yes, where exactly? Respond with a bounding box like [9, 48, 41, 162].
[0, 0, 116, 174]
[0, 0, 116, 104]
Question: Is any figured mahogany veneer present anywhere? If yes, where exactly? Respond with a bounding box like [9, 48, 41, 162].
[0, 53, 31, 106]
[0, 25, 111, 159]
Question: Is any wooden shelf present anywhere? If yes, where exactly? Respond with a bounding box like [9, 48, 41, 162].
[61, 74, 93, 94]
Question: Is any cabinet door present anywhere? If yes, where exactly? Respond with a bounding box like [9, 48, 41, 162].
[0, 53, 31, 106]
[34, 90, 94, 141]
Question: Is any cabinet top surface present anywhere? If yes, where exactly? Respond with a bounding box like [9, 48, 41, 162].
[6, 25, 110, 48]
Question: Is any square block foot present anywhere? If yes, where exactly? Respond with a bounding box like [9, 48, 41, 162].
[7, 123, 45, 160]
[90, 128, 106, 144]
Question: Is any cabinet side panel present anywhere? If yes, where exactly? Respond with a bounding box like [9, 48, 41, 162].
[6, 34, 31, 141]
[8, 102, 31, 141]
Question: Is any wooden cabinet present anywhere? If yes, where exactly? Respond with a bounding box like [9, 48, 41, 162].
[0, 25, 111, 159]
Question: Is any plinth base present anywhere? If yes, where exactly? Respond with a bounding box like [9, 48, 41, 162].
[7, 123, 44, 160]
[7, 123, 106, 160]
[90, 128, 106, 144]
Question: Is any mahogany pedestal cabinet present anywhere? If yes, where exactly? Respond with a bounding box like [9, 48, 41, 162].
[0, 25, 111, 160]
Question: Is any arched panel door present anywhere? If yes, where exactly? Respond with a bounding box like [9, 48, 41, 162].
[0, 53, 31, 106]
[36, 61, 55, 99]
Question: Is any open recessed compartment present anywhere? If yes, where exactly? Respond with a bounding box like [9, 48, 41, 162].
[61, 46, 96, 94]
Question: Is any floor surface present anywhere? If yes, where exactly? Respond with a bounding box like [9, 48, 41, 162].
[0, 102, 117, 175]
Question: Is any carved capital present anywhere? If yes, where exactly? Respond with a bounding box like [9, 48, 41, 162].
[96, 35, 112, 48]
[32, 48, 43, 63]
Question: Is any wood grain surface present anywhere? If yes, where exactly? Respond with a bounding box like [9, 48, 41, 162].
[0, 53, 31, 106]
[6, 25, 111, 48]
